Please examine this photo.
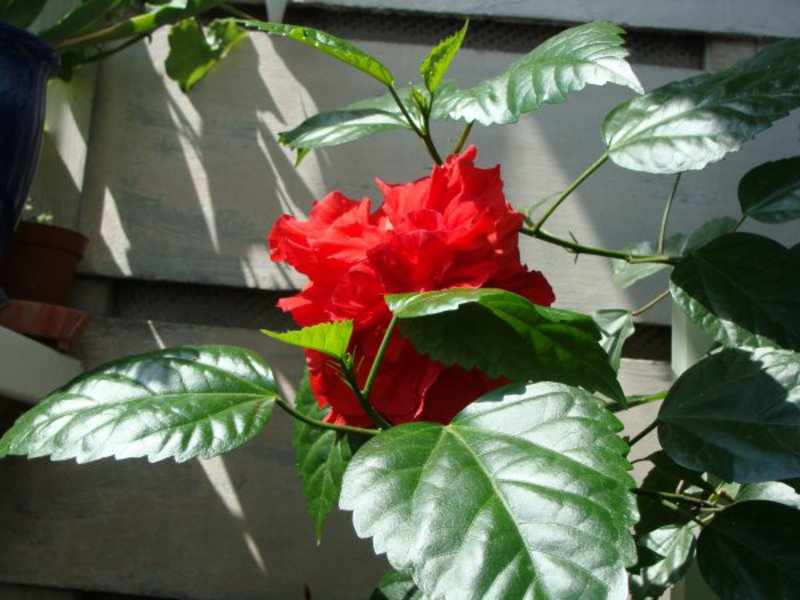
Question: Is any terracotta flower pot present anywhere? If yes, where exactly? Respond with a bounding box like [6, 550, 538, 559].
[0, 299, 91, 352]
[0, 221, 89, 306]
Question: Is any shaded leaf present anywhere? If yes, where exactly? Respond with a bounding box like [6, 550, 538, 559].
[236, 19, 393, 86]
[0, 0, 48, 29]
[386, 288, 624, 402]
[658, 347, 800, 483]
[431, 21, 641, 126]
[593, 309, 634, 372]
[292, 371, 354, 543]
[739, 155, 800, 223]
[262, 320, 353, 360]
[37, 0, 123, 45]
[0, 346, 278, 463]
[670, 232, 800, 351]
[165, 17, 246, 92]
[736, 481, 800, 510]
[697, 501, 800, 600]
[420, 21, 467, 93]
[629, 524, 698, 600]
[341, 382, 637, 600]
[604, 38, 800, 174]
[370, 570, 425, 600]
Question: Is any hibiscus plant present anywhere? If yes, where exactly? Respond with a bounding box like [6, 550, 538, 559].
[2, 16, 800, 600]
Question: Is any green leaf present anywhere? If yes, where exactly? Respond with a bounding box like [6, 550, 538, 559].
[370, 570, 425, 600]
[611, 216, 736, 290]
[670, 232, 800, 351]
[236, 19, 394, 86]
[739, 155, 800, 223]
[420, 20, 468, 93]
[278, 91, 415, 157]
[593, 309, 634, 372]
[262, 320, 353, 360]
[340, 382, 637, 600]
[697, 501, 800, 600]
[386, 288, 624, 402]
[658, 347, 800, 483]
[604, 38, 800, 174]
[165, 17, 246, 92]
[629, 524, 698, 600]
[0, 0, 48, 29]
[431, 21, 642, 126]
[292, 371, 354, 543]
[0, 346, 278, 463]
[37, 0, 123, 45]
[736, 481, 800, 510]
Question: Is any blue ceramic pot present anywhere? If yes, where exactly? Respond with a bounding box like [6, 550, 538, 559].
[0, 21, 59, 253]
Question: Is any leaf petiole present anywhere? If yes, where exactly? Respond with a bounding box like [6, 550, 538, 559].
[275, 397, 379, 436]
[657, 173, 682, 255]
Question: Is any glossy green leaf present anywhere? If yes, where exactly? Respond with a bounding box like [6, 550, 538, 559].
[629, 524, 697, 600]
[431, 21, 642, 126]
[236, 19, 393, 86]
[341, 382, 637, 600]
[0, 346, 278, 463]
[278, 91, 416, 157]
[0, 0, 48, 29]
[262, 320, 353, 360]
[697, 501, 800, 600]
[292, 371, 354, 543]
[165, 17, 246, 92]
[386, 288, 624, 402]
[604, 38, 800, 174]
[738, 155, 800, 223]
[611, 216, 736, 289]
[593, 310, 634, 372]
[420, 21, 467, 93]
[737, 481, 800, 510]
[658, 347, 800, 483]
[670, 232, 800, 351]
[370, 570, 425, 600]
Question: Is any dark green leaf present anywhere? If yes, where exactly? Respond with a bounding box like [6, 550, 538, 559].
[292, 371, 354, 543]
[697, 501, 800, 599]
[736, 481, 800, 509]
[341, 382, 637, 600]
[165, 17, 246, 92]
[629, 524, 698, 600]
[0, 346, 278, 463]
[262, 320, 353, 360]
[739, 155, 800, 223]
[370, 570, 424, 600]
[236, 19, 393, 86]
[386, 288, 624, 402]
[0, 0, 48, 29]
[278, 91, 415, 156]
[431, 21, 642, 126]
[604, 38, 800, 174]
[593, 309, 634, 372]
[37, 0, 123, 45]
[658, 347, 800, 483]
[670, 232, 800, 351]
[420, 20, 467, 93]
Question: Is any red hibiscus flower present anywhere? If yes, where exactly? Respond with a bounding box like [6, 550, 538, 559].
[269, 146, 555, 427]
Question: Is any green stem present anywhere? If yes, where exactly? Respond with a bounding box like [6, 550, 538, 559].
[362, 316, 397, 401]
[340, 360, 392, 429]
[221, 3, 253, 19]
[632, 289, 671, 317]
[609, 389, 668, 412]
[629, 420, 658, 446]
[453, 121, 474, 155]
[75, 33, 148, 64]
[638, 489, 721, 508]
[531, 153, 609, 233]
[632, 490, 713, 527]
[389, 87, 443, 165]
[657, 173, 682, 255]
[275, 398, 379, 436]
[734, 214, 748, 231]
[521, 227, 680, 265]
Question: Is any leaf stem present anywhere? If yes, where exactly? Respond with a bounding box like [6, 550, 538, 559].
[628, 420, 658, 446]
[521, 227, 680, 265]
[657, 173, 682, 255]
[362, 316, 397, 401]
[634, 488, 721, 508]
[531, 153, 609, 233]
[609, 389, 668, 412]
[275, 398, 379, 436]
[339, 359, 392, 429]
[632, 289, 671, 317]
[221, 3, 253, 19]
[389, 87, 443, 165]
[734, 214, 748, 231]
[453, 120, 474, 155]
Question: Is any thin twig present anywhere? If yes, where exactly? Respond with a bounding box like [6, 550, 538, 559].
[628, 420, 658, 446]
[340, 360, 392, 429]
[362, 316, 397, 401]
[632, 289, 671, 317]
[275, 398, 379, 436]
[657, 173, 682, 255]
[453, 121, 474, 154]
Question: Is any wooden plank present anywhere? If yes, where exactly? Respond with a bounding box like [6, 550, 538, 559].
[277, 0, 800, 38]
[77, 32, 800, 326]
[0, 317, 671, 598]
